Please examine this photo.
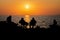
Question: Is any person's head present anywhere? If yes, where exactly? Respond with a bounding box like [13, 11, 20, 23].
[21, 18, 24, 20]
[9, 16, 11, 18]
[53, 19, 57, 25]
[32, 17, 35, 20]
[54, 19, 56, 22]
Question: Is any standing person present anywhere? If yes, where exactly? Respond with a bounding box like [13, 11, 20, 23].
[7, 16, 12, 23]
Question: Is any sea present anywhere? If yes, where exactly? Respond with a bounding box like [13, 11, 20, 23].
[0, 15, 60, 28]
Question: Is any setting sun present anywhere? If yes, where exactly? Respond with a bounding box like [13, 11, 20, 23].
[0, 0, 60, 16]
[25, 4, 30, 9]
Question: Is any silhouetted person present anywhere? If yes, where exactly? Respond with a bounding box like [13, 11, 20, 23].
[53, 19, 57, 25]
[29, 18, 37, 28]
[49, 19, 60, 32]
[49, 19, 58, 27]
[6, 16, 12, 23]
[19, 18, 28, 27]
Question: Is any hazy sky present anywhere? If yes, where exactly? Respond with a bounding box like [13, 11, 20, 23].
[0, 0, 60, 16]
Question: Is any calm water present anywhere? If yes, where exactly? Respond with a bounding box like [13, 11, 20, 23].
[0, 15, 60, 28]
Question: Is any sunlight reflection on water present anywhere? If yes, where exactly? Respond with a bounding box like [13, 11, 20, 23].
[24, 15, 30, 23]
[0, 16, 60, 28]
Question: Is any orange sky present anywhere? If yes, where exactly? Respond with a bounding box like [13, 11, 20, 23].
[0, 0, 60, 16]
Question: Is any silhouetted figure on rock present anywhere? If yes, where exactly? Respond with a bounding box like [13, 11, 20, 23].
[0, 16, 19, 32]
[6, 16, 12, 23]
[29, 18, 37, 28]
[19, 18, 28, 27]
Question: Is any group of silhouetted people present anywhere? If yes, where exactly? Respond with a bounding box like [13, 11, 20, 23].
[5, 16, 37, 28]
[19, 17, 37, 28]
[0, 16, 60, 32]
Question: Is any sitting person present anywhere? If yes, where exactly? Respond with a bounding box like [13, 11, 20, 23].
[19, 18, 28, 27]
[29, 18, 37, 28]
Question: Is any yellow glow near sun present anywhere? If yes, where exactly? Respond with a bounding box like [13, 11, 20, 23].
[25, 4, 30, 9]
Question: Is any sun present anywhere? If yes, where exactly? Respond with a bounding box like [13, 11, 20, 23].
[25, 4, 30, 9]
